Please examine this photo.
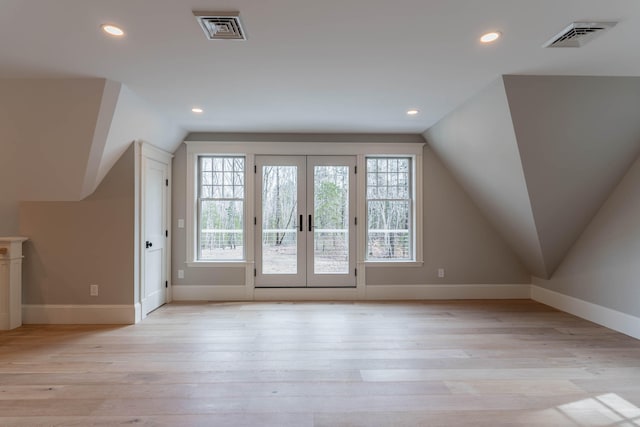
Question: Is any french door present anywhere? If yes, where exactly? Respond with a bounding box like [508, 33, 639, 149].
[255, 155, 356, 287]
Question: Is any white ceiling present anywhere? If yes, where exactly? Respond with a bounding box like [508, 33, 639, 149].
[1, 0, 639, 134]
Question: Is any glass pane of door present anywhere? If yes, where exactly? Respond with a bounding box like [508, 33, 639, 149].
[255, 156, 306, 287]
[262, 165, 298, 274]
[307, 156, 356, 287]
[313, 165, 349, 274]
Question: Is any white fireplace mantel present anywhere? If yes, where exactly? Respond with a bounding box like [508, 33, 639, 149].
[0, 237, 28, 330]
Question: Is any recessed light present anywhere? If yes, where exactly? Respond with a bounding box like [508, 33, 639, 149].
[406, 109, 419, 116]
[480, 31, 501, 43]
[191, 107, 204, 114]
[101, 24, 124, 37]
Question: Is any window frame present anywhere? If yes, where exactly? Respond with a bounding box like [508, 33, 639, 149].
[185, 141, 423, 270]
[365, 156, 414, 262]
[196, 155, 246, 262]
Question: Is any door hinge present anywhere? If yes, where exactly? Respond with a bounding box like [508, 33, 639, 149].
[165, 230, 168, 237]
[354, 217, 357, 226]
[254, 217, 257, 225]
[354, 165, 357, 174]
[355, 268, 358, 277]
[165, 280, 168, 288]
[165, 179, 169, 186]
[254, 268, 257, 277]
[254, 165, 257, 173]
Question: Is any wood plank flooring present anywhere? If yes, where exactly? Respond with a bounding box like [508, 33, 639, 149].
[1, 300, 640, 426]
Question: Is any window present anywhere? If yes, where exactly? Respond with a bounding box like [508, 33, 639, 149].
[197, 156, 245, 260]
[366, 157, 413, 261]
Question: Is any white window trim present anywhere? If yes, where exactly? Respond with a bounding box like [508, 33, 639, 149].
[186, 149, 255, 267]
[185, 141, 424, 272]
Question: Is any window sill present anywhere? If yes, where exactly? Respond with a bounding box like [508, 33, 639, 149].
[364, 260, 424, 268]
[186, 261, 252, 268]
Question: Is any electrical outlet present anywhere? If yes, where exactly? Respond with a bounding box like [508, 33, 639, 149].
[178, 269, 184, 279]
[90, 284, 99, 296]
[437, 268, 445, 278]
[177, 219, 185, 228]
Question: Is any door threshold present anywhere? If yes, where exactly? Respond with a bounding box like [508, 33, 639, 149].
[255, 286, 357, 289]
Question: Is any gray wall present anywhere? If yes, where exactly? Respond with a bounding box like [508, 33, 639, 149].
[19, 145, 135, 305]
[0, 105, 19, 234]
[171, 139, 531, 287]
[0, 79, 108, 236]
[533, 151, 640, 318]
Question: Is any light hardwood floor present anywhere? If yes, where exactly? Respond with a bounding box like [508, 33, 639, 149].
[1, 300, 640, 426]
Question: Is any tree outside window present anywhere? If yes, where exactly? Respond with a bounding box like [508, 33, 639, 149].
[366, 157, 412, 261]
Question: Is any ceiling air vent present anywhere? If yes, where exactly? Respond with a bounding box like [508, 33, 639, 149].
[194, 11, 246, 41]
[543, 21, 617, 48]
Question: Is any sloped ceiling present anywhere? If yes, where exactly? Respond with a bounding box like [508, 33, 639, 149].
[504, 75, 640, 277]
[425, 75, 640, 278]
[87, 84, 186, 197]
[424, 79, 546, 277]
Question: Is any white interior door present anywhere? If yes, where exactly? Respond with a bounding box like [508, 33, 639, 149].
[255, 155, 355, 288]
[143, 157, 168, 314]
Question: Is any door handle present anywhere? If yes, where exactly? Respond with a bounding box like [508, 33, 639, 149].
[308, 214, 313, 232]
[146, 241, 153, 248]
[299, 214, 303, 232]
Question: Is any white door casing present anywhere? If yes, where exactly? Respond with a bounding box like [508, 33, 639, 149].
[255, 155, 356, 288]
[140, 143, 172, 316]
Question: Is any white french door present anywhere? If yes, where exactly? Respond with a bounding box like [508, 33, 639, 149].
[306, 156, 356, 287]
[255, 156, 306, 287]
[255, 155, 356, 287]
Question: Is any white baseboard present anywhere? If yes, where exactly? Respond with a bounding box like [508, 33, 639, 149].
[16, 286, 640, 339]
[172, 284, 530, 301]
[366, 284, 531, 300]
[531, 285, 640, 340]
[0, 313, 8, 330]
[134, 303, 142, 323]
[22, 304, 137, 325]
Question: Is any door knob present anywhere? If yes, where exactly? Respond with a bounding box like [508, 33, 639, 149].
[146, 241, 153, 248]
